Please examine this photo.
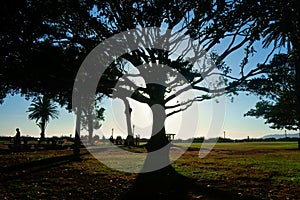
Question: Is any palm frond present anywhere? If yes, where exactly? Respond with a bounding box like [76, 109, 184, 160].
[27, 96, 60, 136]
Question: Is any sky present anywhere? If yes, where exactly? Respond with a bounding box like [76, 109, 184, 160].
[0, 29, 298, 140]
[0, 89, 296, 140]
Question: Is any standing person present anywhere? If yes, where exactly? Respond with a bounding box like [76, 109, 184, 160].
[15, 128, 21, 145]
[136, 134, 140, 146]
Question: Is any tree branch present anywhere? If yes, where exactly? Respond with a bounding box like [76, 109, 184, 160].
[166, 95, 211, 117]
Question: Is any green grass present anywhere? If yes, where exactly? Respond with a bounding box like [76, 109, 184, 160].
[173, 142, 300, 186]
[1, 142, 299, 199]
[171, 142, 300, 199]
[173, 141, 298, 149]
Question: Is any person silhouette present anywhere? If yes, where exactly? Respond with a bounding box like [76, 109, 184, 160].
[15, 128, 21, 145]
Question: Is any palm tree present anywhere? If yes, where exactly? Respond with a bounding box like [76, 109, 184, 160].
[27, 96, 59, 140]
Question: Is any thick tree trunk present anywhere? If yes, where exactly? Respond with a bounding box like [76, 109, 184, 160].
[146, 106, 169, 152]
[124, 98, 134, 147]
[73, 106, 82, 156]
[87, 110, 94, 145]
[142, 105, 170, 172]
[142, 84, 171, 172]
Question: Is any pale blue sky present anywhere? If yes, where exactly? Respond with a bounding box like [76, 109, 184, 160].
[0, 92, 295, 140]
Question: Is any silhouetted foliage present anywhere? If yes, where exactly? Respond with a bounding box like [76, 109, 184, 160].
[27, 96, 59, 140]
[80, 96, 105, 144]
[244, 54, 298, 130]
[1, 0, 300, 156]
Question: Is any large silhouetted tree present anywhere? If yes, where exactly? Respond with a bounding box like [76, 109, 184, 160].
[3, 1, 300, 198]
[233, 0, 300, 149]
[0, 1, 268, 103]
[71, 1, 269, 167]
[2, 0, 299, 157]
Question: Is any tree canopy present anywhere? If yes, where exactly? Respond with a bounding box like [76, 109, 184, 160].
[244, 54, 298, 130]
[1, 0, 285, 105]
[237, 0, 300, 131]
[1, 0, 300, 156]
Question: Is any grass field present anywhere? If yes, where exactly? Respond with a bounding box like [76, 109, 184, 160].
[0, 142, 299, 199]
[173, 142, 300, 199]
[174, 141, 299, 149]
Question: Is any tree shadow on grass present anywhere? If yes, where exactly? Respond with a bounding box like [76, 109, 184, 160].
[122, 165, 261, 200]
[122, 165, 191, 200]
[0, 151, 87, 183]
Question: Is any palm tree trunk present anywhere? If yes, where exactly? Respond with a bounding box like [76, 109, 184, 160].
[40, 119, 46, 141]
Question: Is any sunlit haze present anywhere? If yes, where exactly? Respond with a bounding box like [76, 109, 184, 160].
[0, 93, 296, 140]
